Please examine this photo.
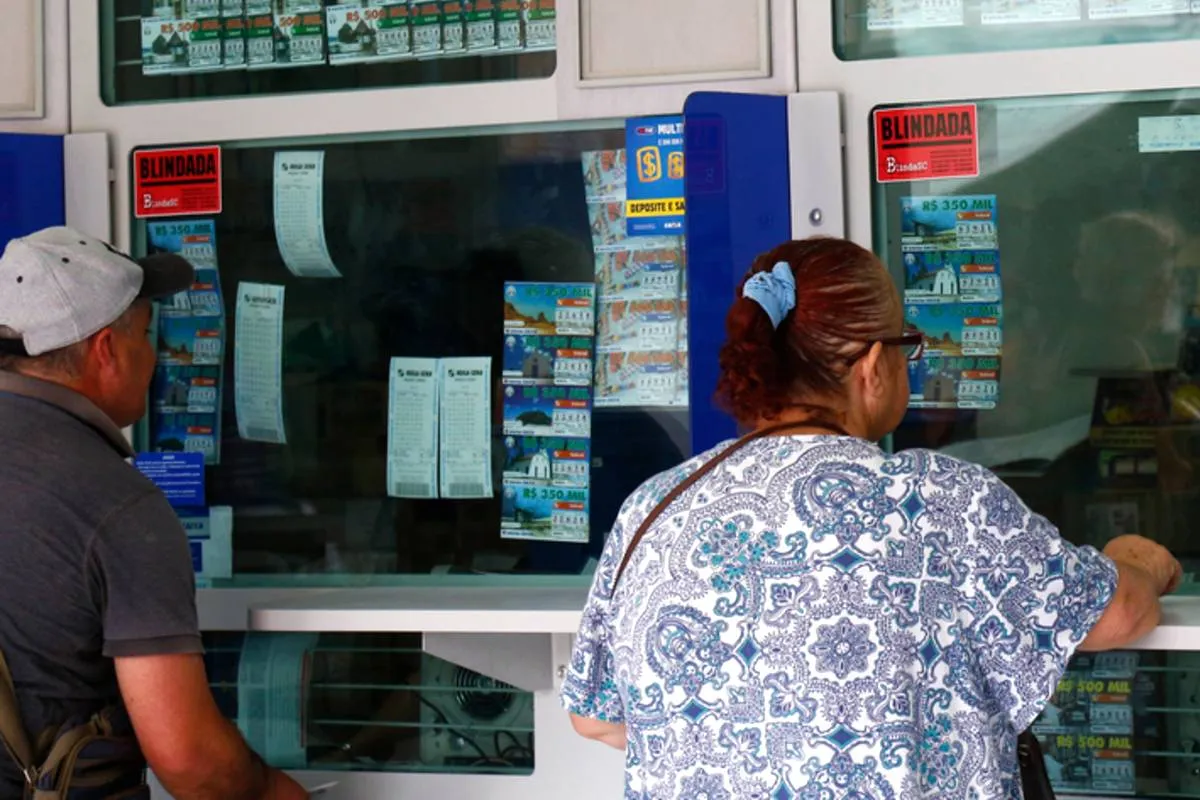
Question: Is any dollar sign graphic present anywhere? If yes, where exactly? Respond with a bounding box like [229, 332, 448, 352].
[642, 149, 656, 179]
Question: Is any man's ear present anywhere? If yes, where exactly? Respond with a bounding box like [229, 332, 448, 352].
[87, 328, 118, 369]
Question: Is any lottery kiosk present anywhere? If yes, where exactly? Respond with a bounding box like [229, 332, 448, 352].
[17, 0, 1200, 797]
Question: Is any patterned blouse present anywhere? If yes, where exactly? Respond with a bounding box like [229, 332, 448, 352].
[561, 435, 1118, 799]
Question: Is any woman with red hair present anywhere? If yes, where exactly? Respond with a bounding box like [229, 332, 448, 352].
[561, 237, 1179, 798]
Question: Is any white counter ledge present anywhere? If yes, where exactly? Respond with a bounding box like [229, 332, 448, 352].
[247, 585, 590, 634]
[1126, 596, 1200, 651]
[244, 587, 1200, 650]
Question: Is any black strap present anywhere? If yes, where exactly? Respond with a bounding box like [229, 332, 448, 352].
[610, 420, 849, 595]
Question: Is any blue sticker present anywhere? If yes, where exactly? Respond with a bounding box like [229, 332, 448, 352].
[134, 451, 206, 508]
[626, 115, 686, 237]
[189, 539, 204, 572]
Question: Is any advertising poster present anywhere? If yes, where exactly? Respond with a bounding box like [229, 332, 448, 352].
[1031, 654, 1142, 795]
[595, 247, 681, 300]
[502, 435, 589, 487]
[495, 0, 523, 50]
[522, 0, 557, 51]
[503, 282, 595, 337]
[133, 146, 223, 219]
[376, 0, 415, 57]
[234, 282, 287, 445]
[981, 0, 1081, 23]
[327, 4, 382, 64]
[625, 116, 686, 237]
[147, 219, 226, 466]
[273, 151, 341, 278]
[502, 334, 593, 386]
[153, 365, 221, 415]
[466, 0, 498, 52]
[581, 150, 627, 203]
[866, 0, 965, 29]
[140, 15, 224, 75]
[441, 0, 468, 55]
[221, 5, 248, 69]
[245, 10, 276, 67]
[581, 148, 688, 409]
[1088, 0, 1188, 19]
[183, 505, 234, 587]
[438, 357, 493, 499]
[595, 351, 681, 408]
[501, 481, 589, 543]
[150, 412, 220, 464]
[596, 299, 680, 353]
[271, 6, 327, 67]
[901, 194, 1002, 410]
[387, 357, 439, 499]
[410, 0, 445, 55]
[158, 317, 224, 366]
[501, 281, 595, 544]
[874, 104, 979, 184]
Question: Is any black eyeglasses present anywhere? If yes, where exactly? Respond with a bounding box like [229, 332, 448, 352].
[882, 324, 925, 361]
[848, 324, 924, 363]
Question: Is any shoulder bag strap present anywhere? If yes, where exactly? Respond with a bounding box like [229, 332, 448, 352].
[610, 420, 847, 595]
[0, 650, 38, 785]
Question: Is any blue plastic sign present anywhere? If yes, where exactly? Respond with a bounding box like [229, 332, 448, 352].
[625, 115, 686, 237]
[134, 451, 206, 508]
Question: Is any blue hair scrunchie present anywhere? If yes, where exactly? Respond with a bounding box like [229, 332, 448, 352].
[742, 261, 796, 329]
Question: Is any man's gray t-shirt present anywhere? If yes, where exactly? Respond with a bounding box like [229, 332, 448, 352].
[0, 373, 201, 791]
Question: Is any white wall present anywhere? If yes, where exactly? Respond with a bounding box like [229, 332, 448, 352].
[0, 0, 69, 135]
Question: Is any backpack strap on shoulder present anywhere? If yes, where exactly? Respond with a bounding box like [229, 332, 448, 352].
[0, 649, 41, 788]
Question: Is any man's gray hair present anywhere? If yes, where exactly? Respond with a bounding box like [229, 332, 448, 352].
[0, 305, 140, 377]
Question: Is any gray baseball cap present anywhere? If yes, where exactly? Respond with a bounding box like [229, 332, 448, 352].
[0, 226, 194, 357]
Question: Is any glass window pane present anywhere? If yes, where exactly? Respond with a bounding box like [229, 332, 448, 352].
[872, 89, 1200, 569]
[204, 631, 535, 774]
[836, 1, 1200, 60]
[103, 0, 556, 106]
[1034, 649, 1197, 796]
[133, 120, 691, 585]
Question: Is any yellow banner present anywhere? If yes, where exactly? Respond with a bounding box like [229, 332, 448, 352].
[626, 198, 686, 218]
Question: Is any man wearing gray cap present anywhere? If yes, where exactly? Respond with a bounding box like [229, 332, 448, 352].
[0, 228, 305, 799]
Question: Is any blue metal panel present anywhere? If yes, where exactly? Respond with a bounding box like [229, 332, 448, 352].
[0, 133, 64, 249]
[683, 93, 792, 454]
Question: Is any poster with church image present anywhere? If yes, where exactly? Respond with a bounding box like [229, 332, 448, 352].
[902, 249, 1001, 304]
[908, 355, 1000, 410]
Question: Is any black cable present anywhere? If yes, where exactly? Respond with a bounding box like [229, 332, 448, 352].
[416, 694, 490, 762]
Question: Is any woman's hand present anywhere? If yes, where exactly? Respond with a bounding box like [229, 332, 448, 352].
[1103, 534, 1182, 596]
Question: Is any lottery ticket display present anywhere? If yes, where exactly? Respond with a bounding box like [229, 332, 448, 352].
[149, 220, 225, 465]
[386, 357, 439, 499]
[900, 194, 1003, 410]
[1032, 653, 1142, 795]
[582, 149, 689, 408]
[866, 0, 965, 30]
[500, 282, 596, 543]
[143, 0, 556, 76]
[234, 282, 288, 445]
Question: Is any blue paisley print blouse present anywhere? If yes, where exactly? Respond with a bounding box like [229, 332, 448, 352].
[561, 435, 1118, 799]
